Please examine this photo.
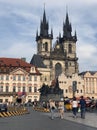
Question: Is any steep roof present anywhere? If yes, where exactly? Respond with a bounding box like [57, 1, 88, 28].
[79, 71, 97, 76]
[30, 54, 47, 68]
[0, 57, 31, 67]
[0, 57, 40, 74]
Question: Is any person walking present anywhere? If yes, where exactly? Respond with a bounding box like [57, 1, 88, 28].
[79, 96, 86, 119]
[58, 101, 64, 119]
[71, 96, 78, 118]
[49, 99, 56, 120]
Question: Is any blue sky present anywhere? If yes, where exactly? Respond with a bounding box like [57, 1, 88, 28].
[0, 0, 97, 72]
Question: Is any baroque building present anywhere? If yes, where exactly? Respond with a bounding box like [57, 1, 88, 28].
[0, 58, 41, 103]
[79, 71, 97, 98]
[30, 8, 79, 84]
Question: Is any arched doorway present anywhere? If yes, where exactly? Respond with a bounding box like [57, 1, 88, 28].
[55, 63, 62, 78]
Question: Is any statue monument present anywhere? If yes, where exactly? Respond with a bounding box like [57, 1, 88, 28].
[39, 78, 63, 102]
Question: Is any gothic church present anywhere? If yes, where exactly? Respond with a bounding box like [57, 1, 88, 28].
[30, 8, 79, 84]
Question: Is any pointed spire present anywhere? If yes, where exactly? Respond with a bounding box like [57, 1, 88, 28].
[37, 5, 53, 40]
[51, 28, 53, 38]
[39, 6, 48, 37]
[65, 6, 69, 25]
[43, 5, 46, 24]
[69, 23, 72, 32]
[36, 29, 39, 41]
[63, 8, 73, 40]
[59, 32, 62, 43]
[65, 12, 69, 25]
[74, 30, 77, 41]
[36, 29, 38, 37]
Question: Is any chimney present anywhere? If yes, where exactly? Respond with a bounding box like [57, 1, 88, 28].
[21, 57, 26, 62]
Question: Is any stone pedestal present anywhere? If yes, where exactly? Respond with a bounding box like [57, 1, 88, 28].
[40, 94, 63, 102]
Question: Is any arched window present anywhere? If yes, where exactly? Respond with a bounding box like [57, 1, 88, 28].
[55, 63, 62, 78]
[45, 42, 48, 51]
[66, 89, 68, 93]
[68, 44, 72, 53]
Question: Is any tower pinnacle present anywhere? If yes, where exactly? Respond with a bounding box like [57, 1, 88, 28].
[36, 6, 53, 41]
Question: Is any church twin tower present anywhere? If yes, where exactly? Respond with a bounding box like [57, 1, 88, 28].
[30, 8, 79, 81]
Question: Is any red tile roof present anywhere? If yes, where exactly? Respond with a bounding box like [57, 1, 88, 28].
[0, 57, 40, 75]
[0, 57, 31, 67]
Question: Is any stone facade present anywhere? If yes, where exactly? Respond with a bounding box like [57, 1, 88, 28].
[38, 68, 51, 86]
[58, 73, 84, 98]
[30, 9, 79, 85]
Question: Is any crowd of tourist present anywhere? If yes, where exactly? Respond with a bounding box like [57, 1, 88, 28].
[43, 96, 97, 120]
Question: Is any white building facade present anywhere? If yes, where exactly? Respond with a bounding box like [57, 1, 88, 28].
[0, 58, 41, 103]
[58, 73, 84, 98]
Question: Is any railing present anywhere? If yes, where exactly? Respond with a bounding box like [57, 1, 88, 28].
[0, 92, 17, 96]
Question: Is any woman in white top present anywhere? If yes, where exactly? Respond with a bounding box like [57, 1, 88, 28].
[49, 99, 56, 119]
[72, 96, 78, 118]
[58, 101, 64, 119]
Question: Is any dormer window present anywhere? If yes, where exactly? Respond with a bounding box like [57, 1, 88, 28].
[30, 67, 35, 73]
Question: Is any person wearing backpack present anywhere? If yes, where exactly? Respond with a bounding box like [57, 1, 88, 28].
[79, 96, 86, 119]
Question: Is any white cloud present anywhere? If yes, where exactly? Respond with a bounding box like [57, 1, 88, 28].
[0, 42, 36, 62]
[78, 43, 96, 59]
[0, 0, 97, 72]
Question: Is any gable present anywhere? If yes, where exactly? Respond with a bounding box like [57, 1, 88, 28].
[84, 72, 91, 76]
[93, 72, 97, 77]
[10, 68, 29, 75]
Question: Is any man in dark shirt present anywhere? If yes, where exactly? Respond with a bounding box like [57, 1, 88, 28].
[79, 96, 86, 119]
